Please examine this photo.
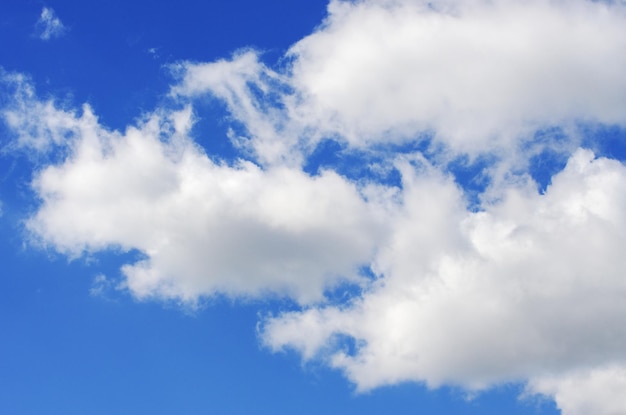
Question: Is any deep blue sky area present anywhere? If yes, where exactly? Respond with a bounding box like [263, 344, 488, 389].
[1, 1, 625, 415]
[0, 0, 327, 129]
[0, 253, 558, 415]
[0, 242, 558, 415]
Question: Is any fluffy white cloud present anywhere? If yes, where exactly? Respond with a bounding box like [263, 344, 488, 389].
[3, 1, 626, 414]
[527, 365, 626, 415]
[288, 0, 626, 152]
[173, 0, 626, 162]
[262, 149, 626, 408]
[3, 76, 383, 305]
[35, 7, 66, 41]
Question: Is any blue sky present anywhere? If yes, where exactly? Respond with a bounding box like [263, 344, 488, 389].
[1, 1, 626, 414]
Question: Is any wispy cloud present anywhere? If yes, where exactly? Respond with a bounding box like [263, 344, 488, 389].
[89, 274, 123, 300]
[34, 7, 66, 41]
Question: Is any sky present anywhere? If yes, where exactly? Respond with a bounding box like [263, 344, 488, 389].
[1, 1, 626, 414]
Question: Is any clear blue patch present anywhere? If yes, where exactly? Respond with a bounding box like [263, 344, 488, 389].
[322, 266, 378, 307]
[323, 281, 364, 307]
[0, 151, 51, 225]
[330, 333, 361, 358]
[303, 139, 401, 187]
[303, 138, 344, 174]
[520, 126, 575, 193]
[446, 154, 496, 210]
[527, 148, 569, 193]
[523, 124, 626, 192]
[188, 99, 244, 165]
[86, 247, 149, 271]
[370, 134, 436, 160]
[580, 124, 626, 161]
[304, 136, 435, 189]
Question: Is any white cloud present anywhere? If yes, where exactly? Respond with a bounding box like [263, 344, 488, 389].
[171, 51, 307, 167]
[4, 1, 626, 414]
[173, 0, 626, 164]
[527, 365, 626, 415]
[262, 149, 626, 409]
[3, 75, 383, 305]
[1, 72, 83, 153]
[287, 0, 626, 153]
[35, 7, 66, 41]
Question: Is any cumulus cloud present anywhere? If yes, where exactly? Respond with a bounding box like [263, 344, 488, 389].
[527, 365, 626, 415]
[262, 150, 626, 395]
[34, 7, 66, 41]
[290, 0, 626, 152]
[3, 75, 382, 304]
[173, 0, 626, 162]
[3, 0, 626, 414]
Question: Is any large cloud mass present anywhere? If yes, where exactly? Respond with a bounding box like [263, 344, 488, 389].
[287, 0, 626, 151]
[173, 0, 626, 162]
[263, 150, 626, 392]
[3, 1, 626, 414]
[3, 77, 382, 304]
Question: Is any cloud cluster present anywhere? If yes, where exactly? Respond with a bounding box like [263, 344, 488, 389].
[263, 150, 626, 394]
[287, 0, 626, 151]
[3, 82, 382, 304]
[173, 0, 626, 164]
[527, 365, 626, 415]
[34, 7, 66, 41]
[3, 1, 626, 414]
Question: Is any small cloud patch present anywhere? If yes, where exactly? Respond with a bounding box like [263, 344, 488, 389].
[34, 7, 66, 41]
[90, 274, 119, 299]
